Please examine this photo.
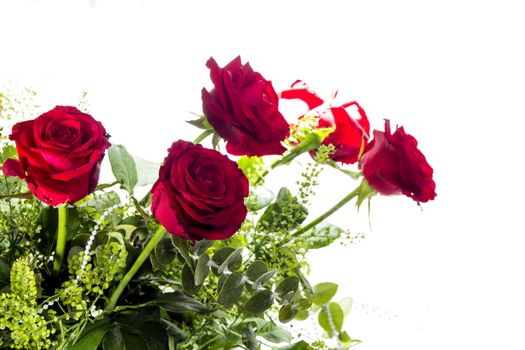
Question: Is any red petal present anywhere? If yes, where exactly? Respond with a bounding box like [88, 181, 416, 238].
[2, 158, 24, 178]
[280, 80, 324, 110]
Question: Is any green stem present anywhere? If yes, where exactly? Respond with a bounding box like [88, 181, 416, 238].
[52, 205, 68, 275]
[105, 226, 167, 313]
[0, 192, 34, 200]
[292, 186, 361, 237]
[193, 129, 214, 144]
[253, 132, 323, 186]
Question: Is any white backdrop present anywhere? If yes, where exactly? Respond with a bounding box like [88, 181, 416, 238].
[1, 0, 525, 349]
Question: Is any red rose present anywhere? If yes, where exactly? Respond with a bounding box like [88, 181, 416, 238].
[359, 120, 436, 203]
[151, 140, 249, 240]
[201, 56, 290, 157]
[2, 106, 110, 206]
[280, 81, 370, 164]
[318, 102, 370, 164]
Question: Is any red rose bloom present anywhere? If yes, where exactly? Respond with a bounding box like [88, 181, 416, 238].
[359, 120, 436, 203]
[201, 56, 290, 157]
[151, 140, 249, 240]
[280, 81, 370, 164]
[317, 102, 370, 164]
[2, 106, 110, 206]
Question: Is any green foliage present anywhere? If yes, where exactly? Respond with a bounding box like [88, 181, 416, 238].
[313, 282, 338, 305]
[0, 256, 55, 349]
[108, 144, 138, 194]
[318, 302, 344, 335]
[257, 187, 308, 233]
[0, 87, 371, 350]
[59, 242, 128, 310]
[296, 222, 343, 250]
[238, 155, 266, 186]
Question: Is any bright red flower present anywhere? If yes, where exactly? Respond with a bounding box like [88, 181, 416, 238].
[151, 140, 249, 240]
[360, 120, 436, 203]
[280, 81, 370, 164]
[202, 56, 289, 157]
[2, 106, 110, 206]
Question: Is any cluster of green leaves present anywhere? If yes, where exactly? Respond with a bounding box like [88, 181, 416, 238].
[60, 242, 128, 312]
[0, 256, 56, 349]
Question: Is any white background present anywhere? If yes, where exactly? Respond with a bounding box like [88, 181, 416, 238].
[1, 0, 525, 349]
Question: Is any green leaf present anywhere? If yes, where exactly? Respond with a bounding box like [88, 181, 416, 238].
[113, 224, 139, 239]
[171, 237, 193, 271]
[194, 253, 210, 286]
[276, 340, 313, 350]
[218, 271, 244, 307]
[259, 326, 292, 343]
[114, 308, 169, 350]
[108, 144, 138, 194]
[211, 247, 241, 275]
[299, 222, 343, 249]
[159, 319, 186, 342]
[318, 302, 344, 335]
[295, 309, 309, 321]
[280, 291, 295, 305]
[339, 296, 353, 317]
[244, 289, 274, 314]
[66, 206, 81, 240]
[275, 276, 300, 299]
[211, 133, 221, 150]
[102, 327, 125, 350]
[154, 238, 176, 265]
[246, 187, 274, 212]
[69, 319, 111, 350]
[134, 156, 160, 187]
[296, 298, 313, 311]
[251, 270, 275, 291]
[155, 291, 211, 313]
[181, 263, 201, 295]
[191, 239, 214, 255]
[79, 190, 121, 212]
[0, 259, 10, 285]
[245, 260, 268, 282]
[356, 178, 376, 210]
[217, 247, 243, 274]
[186, 115, 212, 130]
[313, 282, 338, 305]
[121, 333, 148, 350]
[278, 304, 297, 323]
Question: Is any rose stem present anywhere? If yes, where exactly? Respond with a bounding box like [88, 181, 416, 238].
[105, 226, 167, 313]
[193, 129, 214, 144]
[291, 186, 361, 237]
[254, 132, 324, 186]
[52, 205, 68, 275]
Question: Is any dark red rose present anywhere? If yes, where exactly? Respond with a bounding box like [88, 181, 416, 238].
[280, 81, 370, 164]
[201, 56, 290, 157]
[151, 140, 249, 240]
[2, 106, 110, 206]
[359, 120, 436, 203]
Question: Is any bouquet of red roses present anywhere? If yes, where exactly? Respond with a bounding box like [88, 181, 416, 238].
[0, 56, 435, 350]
